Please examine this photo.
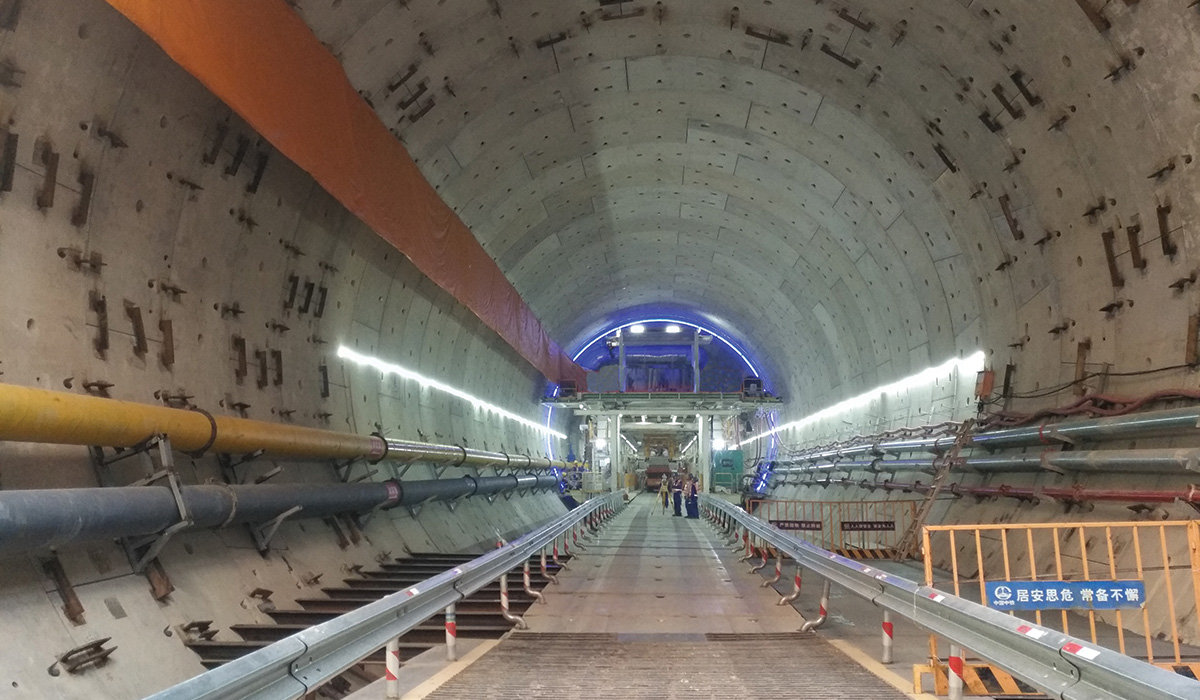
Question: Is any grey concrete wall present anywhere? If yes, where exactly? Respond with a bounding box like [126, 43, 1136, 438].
[0, 2, 566, 697]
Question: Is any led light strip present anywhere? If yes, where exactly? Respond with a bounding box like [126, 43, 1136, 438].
[735, 351, 985, 449]
[337, 346, 567, 440]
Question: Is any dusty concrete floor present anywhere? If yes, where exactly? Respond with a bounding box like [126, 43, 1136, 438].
[359, 497, 941, 699]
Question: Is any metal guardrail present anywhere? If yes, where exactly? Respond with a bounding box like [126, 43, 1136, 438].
[144, 493, 624, 700]
[701, 495, 1200, 700]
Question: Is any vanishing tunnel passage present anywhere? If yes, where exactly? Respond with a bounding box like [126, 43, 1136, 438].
[5, 1, 1200, 699]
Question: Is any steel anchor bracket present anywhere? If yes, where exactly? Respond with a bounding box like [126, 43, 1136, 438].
[218, 449, 266, 484]
[49, 638, 116, 676]
[251, 505, 303, 553]
[100, 435, 195, 573]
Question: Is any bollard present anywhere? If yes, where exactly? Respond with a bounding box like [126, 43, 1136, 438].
[540, 549, 559, 584]
[749, 547, 769, 574]
[800, 580, 831, 632]
[523, 559, 546, 604]
[552, 541, 567, 570]
[948, 644, 965, 700]
[445, 603, 458, 661]
[761, 553, 783, 588]
[778, 566, 802, 605]
[385, 637, 401, 699]
[738, 533, 755, 561]
[499, 573, 528, 629]
[881, 611, 894, 664]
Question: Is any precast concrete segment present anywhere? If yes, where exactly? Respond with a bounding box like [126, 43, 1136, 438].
[100, 0, 585, 386]
[418, 633, 914, 699]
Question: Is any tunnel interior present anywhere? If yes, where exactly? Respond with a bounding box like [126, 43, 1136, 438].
[2, 0, 1200, 697]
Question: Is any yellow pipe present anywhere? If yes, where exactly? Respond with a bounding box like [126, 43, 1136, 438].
[0, 384, 381, 459]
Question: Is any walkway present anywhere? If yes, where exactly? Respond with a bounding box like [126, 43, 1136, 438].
[408, 496, 918, 699]
[524, 494, 800, 634]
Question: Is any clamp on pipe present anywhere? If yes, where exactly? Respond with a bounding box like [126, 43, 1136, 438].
[186, 407, 219, 458]
[368, 432, 389, 464]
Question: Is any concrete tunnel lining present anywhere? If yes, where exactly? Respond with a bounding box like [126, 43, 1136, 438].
[3, 0, 1200, 697]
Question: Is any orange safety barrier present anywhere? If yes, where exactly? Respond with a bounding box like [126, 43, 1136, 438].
[921, 521, 1200, 673]
[747, 499, 920, 554]
[104, 0, 586, 387]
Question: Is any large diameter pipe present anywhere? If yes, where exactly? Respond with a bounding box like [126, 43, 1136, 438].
[0, 473, 560, 554]
[0, 383, 381, 458]
[0, 383, 570, 468]
[773, 448, 1200, 478]
[970, 449, 1200, 473]
[790, 407, 1200, 464]
[971, 407, 1200, 449]
[0, 481, 397, 553]
[806, 477, 1200, 505]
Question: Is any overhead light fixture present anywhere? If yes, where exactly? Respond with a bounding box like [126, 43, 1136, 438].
[735, 351, 986, 449]
[337, 346, 566, 439]
[630, 324, 646, 334]
[665, 324, 682, 333]
[594, 438, 608, 449]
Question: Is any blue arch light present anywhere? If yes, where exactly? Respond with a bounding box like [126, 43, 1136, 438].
[543, 318, 767, 460]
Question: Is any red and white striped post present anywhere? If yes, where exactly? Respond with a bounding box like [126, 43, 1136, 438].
[385, 637, 401, 699]
[947, 644, 965, 700]
[778, 567, 802, 605]
[552, 540, 567, 570]
[540, 549, 558, 584]
[761, 553, 783, 588]
[881, 611, 894, 664]
[523, 559, 546, 604]
[499, 572, 528, 629]
[445, 603, 458, 661]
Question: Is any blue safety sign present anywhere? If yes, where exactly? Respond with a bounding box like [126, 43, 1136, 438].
[985, 581, 1146, 611]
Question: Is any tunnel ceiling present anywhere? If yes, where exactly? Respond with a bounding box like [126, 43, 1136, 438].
[290, 1, 1194, 408]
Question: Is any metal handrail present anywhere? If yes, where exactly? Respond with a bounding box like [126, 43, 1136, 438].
[702, 495, 1200, 700]
[144, 493, 624, 700]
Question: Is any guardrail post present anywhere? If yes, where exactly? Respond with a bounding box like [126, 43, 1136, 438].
[882, 611, 893, 664]
[750, 546, 769, 574]
[385, 638, 401, 699]
[445, 604, 458, 661]
[947, 644, 965, 700]
[499, 573, 528, 630]
[761, 553, 783, 587]
[552, 539, 567, 570]
[779, 565, 802, 605]
[800, 580, 831, 632]
[523, 559, 545, 604]
[540, 549, 559, 584]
